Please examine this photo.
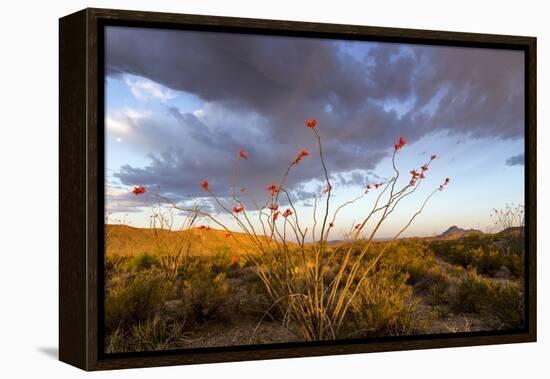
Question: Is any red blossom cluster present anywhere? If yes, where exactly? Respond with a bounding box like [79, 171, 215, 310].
[231, 254, 240, 265]
[200, 180, 209, 191]
[366, 182, 384, 192]
[282, 208, 293, 218]
[293, 149, 310, 164]
[266, 181, 279, 196]
[439, 177, 451, 191]
[132, 185, 146, 195]
[239, 148, 248, 160]
[394, 136, 407, 151]
[268, 203, 279, 211]
[233, 206, 244, 213]
[273, 211, 280, 221]
[304, 118, 317, 128]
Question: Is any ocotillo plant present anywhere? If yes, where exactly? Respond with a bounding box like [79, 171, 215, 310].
[131, 118, 450, 341]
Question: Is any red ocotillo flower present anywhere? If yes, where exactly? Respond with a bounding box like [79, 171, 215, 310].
[273, 211, 280, 221]
[266, 181, 279, 196]
[132, 185, 146, 195]
[282, 208, 293, 218]
[439, 177, 451, 191]
[410, 169, 419, 177]
[394, 136, 407, 151]
[367, 184, 372, 190]
[421, 164, 429, 171]
[231, 255, 240, 265]
[240, 187, 246, 192]
[200, 180, 209, 191]
[431, 154, 437, 160]
[375, 183, 382, 189]
[304, 118, 317, 128]
[329, 222, 334, 228]
[233, 206, 244, 213]
[239, 148, 248, 160]
[399, 136, 407, 148]
[268, 203, 279, 211]
[294, 148, 310, 164]
[420, 172, 426, 179]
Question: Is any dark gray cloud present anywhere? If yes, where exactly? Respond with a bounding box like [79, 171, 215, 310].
[105, 26, 524, 205]
[506, 153, 525, 166]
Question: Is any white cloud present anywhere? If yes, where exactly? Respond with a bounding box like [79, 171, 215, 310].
[124, 74, 177, 102]
[106, 108, 151, 136]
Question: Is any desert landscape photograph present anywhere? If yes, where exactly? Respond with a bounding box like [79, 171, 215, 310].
[102, 26, 526, 353]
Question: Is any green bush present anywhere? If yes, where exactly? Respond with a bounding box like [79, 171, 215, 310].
[182, 269, 233, 323]
[453, 270, 524, 328]
[485, 283, 524, 329]
[347, 267, 424, 337]
[106, 314, 192, 353]
[129, 314, 191, 352]
[105, 273, 173, 332]
[453, 271, 493, 313]
[132, 252, 159, 271]
[432, 239, 523, 278]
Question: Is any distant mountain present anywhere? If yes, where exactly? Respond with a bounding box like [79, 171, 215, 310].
[438, 225, 483, 240]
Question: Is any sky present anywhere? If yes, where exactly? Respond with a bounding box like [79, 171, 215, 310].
[104, 26, 525, 240]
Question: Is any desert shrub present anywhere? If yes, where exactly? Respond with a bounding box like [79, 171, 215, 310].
[434, 242, 474, 267]
[105, 326, 130, 353]
[105, 254, 124, 274]
[138, 124, 451, 341]
[133, 252, 158, 270]
[453, 270, 524, 328]
[105, 274, 173, 332]
[470, 247, 502, 276]
[413, 265, 450, 293]
[182, 269, 233, 323]
[106, 314, 193, 353]
[129, 314, 191, 352]
[347, 268, 424, 337]
[382, 240, 437, 285]
[425, 279, 450, 305]
[433, 240, 522, 278]
[211, 247, 234, 272]
[503, 252, 524, 278]
[453, 270, 493, 313]
[485, 283, 524, 329]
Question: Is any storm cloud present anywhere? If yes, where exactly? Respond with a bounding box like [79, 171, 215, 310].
[506, 153, 525, 166]
[105, 26, 525, 206]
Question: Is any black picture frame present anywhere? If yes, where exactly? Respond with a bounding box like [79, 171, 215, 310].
[59, 7, 537, 371]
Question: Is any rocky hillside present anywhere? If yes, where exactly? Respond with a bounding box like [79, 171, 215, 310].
[105, 224, 272, 257]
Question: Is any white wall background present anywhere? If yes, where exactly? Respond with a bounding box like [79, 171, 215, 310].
[0, 0, 547, 377]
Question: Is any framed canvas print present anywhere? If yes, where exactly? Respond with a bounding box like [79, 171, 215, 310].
[59, 8, 537, 371]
